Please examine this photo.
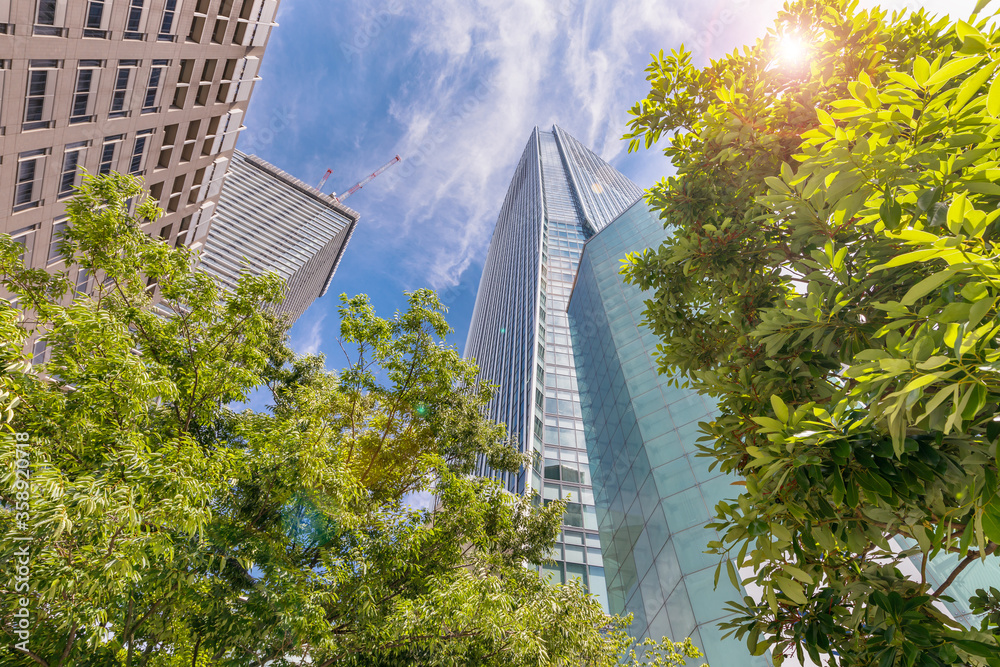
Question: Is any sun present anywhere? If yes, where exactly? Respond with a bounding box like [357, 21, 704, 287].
[778, 35, 809, 66]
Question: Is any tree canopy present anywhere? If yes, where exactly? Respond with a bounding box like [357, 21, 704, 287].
[0, 174, 700, 666]
[625, 0, 1000, 665]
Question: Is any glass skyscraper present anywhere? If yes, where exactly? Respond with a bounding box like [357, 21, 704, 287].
[464, 126, 641, 603]
[467, 126, 996, 666]
[568, 199, 766, 666]
[566, 199, 1000, 663]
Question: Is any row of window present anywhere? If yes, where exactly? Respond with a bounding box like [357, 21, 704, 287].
[11, 56, 258, 132]
[20, 58, 169, 130]
[32, 0, 179, 41]
[10, 221, 92, 291]
[25, 0, 275, 45]
[13, 132, 152, 212]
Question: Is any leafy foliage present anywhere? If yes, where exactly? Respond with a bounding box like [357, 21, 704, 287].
[0, 174, 698, 666]
[624, 0, 1000, 664]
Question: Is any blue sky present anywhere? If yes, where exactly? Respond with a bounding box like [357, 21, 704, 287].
[239, 0, 976, 363]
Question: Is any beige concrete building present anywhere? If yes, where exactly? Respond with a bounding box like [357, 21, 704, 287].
[0, 0, 279, 296]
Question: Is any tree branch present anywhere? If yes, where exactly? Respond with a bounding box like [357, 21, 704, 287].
[932, 543, 998, 598]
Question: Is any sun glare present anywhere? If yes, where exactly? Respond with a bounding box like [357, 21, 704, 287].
[779, 35, 809, 66]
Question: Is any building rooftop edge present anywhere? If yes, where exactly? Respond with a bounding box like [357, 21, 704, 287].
[236, 150, 361, 222]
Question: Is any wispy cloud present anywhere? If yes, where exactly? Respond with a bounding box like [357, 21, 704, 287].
[373, 0, 699, 292]
[249, 0, 984, 345]
[293, 312, 326, 356]
[402, 490, 435, 512]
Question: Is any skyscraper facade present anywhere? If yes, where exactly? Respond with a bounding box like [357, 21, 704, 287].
[1, 0, 279, 288]
[567, 198, 1000, 663]
[464, 125, 641, 603]
[568, 199, 766, 666]
[198, 150, 359, 324]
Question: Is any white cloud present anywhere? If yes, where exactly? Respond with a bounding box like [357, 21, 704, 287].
[301, 0, 989, 296]
[402, 490, 435, 512]
[372, 0, 702, 292]
[294, 313, 326, 356]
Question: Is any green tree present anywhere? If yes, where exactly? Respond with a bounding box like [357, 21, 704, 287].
[0, 173, 701, 666]
[624, 0, 1000, 665]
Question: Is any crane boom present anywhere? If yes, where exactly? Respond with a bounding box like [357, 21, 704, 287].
[317, 169, 333, 191]
[335, 155, 401, 202]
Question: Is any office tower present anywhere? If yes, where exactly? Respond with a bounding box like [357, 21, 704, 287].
[568, 199, 766, 666]
[198, 150, 359, 324]
[0, 0, 279, 298]
[567, 199, 1000, 663]
[464, 125, 642, 605]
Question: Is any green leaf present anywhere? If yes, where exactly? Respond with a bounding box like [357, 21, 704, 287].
[782, 564, 814, 584]
[947, 194, 969, 234]
[968, 295, 994, 327]
[856, 470, 893, 497]
[956, 19, 985, 43]
[953, 638, 1000, 658]
[766, 583, 778, 613]
[900, 269, 955, 306]
[914, 56, 930, 85]
[774, 575, 808, 605]
[965, 180, 1000, 195]
[751, 416, 785, 432]
[726, 558, 742, 590]
[765, 176, 792, 194]
[924, 56, 983, 89]
[872, 249, 942, 270]
[988, 74, 1000, 116]
[770, 394, 789, 422]
[880, 193, 902, 227]
[953, 59, 998, 111]
[972, 0, 993, 17]
[982, 494, 1000, 545]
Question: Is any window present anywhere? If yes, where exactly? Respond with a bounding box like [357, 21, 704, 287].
[58, 142, 87, 198]
[10, 226, 38, 267]
[128, 130, 153, 175]
[195, 59, 216, 106]
[109, 61, 138, 117]
[205, 109, 242, 155]
[171, 59, 194, 108]
[158, 0, 179, 40]
[75, 268, 90, 294]
[70, 61, 101, 123]
[234, 0, 277, 46]
[32, 339, 48, 365]
[84, 0, 109, 38]
[175, 214, 192, 247]
[23, 60, 59, 130]
[0, 60, 7, 133]
[48, 220, 67, 264]
[0, 0, 10, 33]
[14, 150, 47, 212]
[142, 60, 168, 113]
[98, 135, 124, 174]
[217, 55, 259, 104]
[74, 266, 90, 294]
[124, 0, 145, 39]
[33, 0, 66, 36]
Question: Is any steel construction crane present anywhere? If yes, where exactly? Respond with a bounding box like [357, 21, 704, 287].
[317, 169, 333, 191]
[333, 155, 401, 203]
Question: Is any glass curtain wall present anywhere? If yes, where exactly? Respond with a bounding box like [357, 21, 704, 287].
[464, 126, 641, 607]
